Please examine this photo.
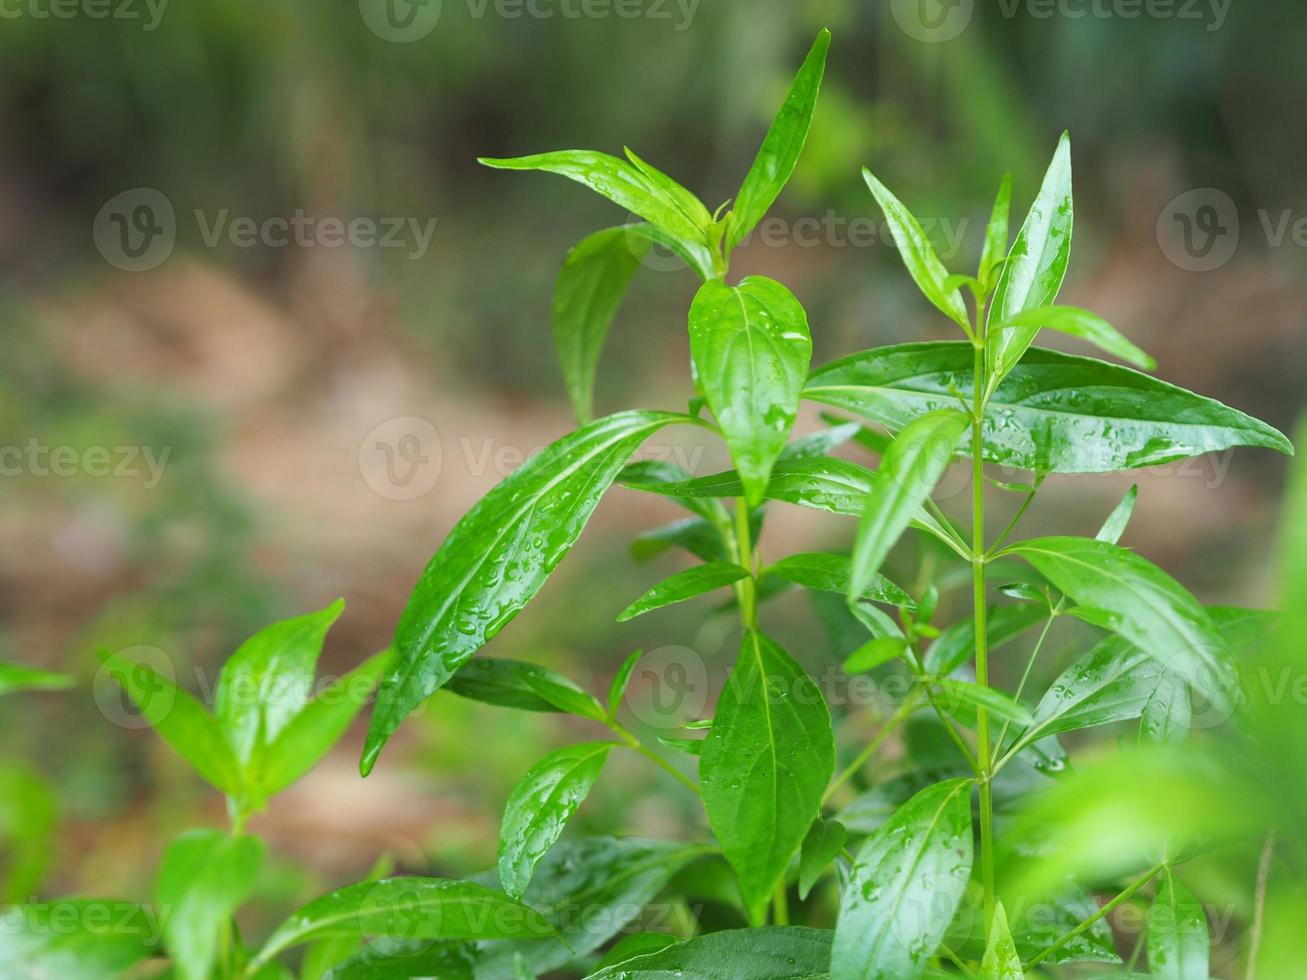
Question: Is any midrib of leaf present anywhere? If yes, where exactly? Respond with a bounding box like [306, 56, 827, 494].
[749, 631, 782, 874]
[854, 780, 968, 979]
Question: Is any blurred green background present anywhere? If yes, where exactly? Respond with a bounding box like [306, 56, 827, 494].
[1, 0, 1304, 964]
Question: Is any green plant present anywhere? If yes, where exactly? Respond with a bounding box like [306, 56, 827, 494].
[4, 27, 1303, 980]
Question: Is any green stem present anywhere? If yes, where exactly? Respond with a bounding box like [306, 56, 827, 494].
[1027, 861, 1166, 968]
[971, 339, 996, 932]
[923, 686, 979, 774]
[986, 482, 1040, 558]
[772, 884, 790, 925]
[993, 606, 1058, 751]
[823, 688, 924, 804]
[734, 499, 758, 629]
[609, 722, 701, 795]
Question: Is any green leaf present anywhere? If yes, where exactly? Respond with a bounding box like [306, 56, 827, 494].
[254, 879, 555, 966]
[0, 662, 73, 697]
[849, 410, 969, 597]
[688, 276, 812, 507]
[0, 763, 57, 903]
[630, 516, 729, 564]
[156, 829, 264, 980]
[861, 169, 969, 329]
[1097, 485, 1139, 544]
[992, 305, 1154, 372]
[798, 818, 847, 900]
[780, 420, 863, 460]
[215, 600, 345, 769]
[987, 133, 1073, 378]
[1010, 636, 1163, 750]
[581, 927, 833, 980]
[607, 650, 643, 718]
[832, 778, 974, 979]
[256, 649, 392, 800]
[1148, 871, 1209, 980]
[522, 671, 607, 722]
[617, 562, 750, 621]
[727, 29, 831, 251]
[301, 852, 396, 979]
[473, 837, 713, 977]
[363, 410, 687, 775]
[478, 151, 713, 278]
[978, 173, 1012, 291]
[925, 603, 1047, 676]
[0, 900, 157, 979]
[1008, 884, 1121, 965]
[937, 679, 1032, 727]
[806, 342, 1293, 473]
[765, 552, 912, 608]
[1140, 673, 1191, 744]
[552, 227, 647, 424]
[101, 648, 243, 796]
[700, 630, 834, 924]
[1004, 537, 1238, 714]
[980, 901, 1024, 979]
[620, 459, 729, 523]
[843, 636, 908, 674]
[592, 932, 679, 971]
[322, 942, 476, 979]
[445, 658, 568, 714]
[499, 742, 612, 899]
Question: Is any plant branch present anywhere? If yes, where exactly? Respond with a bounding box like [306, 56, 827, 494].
[971, 332, 996, 931]
[1027, 861, 1166, 968]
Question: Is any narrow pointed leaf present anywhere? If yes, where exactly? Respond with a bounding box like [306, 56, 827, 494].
[592, 933, 679, 972]
[608, 649, 644, 717]
[617, 562, 749, 621]
[843, 636, 908, 674]
[321, 943, 476, 979]
[521, 671, 607, 722]
[156, 830, 264, 980]
[987, 133, 1073, 378]
[255, 879, 554, 965]
[700, 631, 834, 924]
[478, 151, 713, 277]
[805, 342, 1292, 473]
[862, 169, 969, 328]
[256, 649, 392, 800]
[553, 227, 647, 423]
[101, 648, 243, 796]
[445, 658, 569, 714]
[689, 276, 811, 507]
[993, 305, 1153, 371]
[499, 742, 613, 899]
[937, 679, 1032, 727]
[980, 902, 1024, 979]
[979, 173, 1012, 290]
[832, 778, 974, 979]
[849, 410, 969, 597]
[1140, 673, 1191, 744]
[1148, 871, 1209, 980]
[1004, 537, 1238, 714]
[0, 662, 73, 697]
[925, 603, 1047, 676]
[582, 927, 834, 980]
[727, 29, 831, 251]
[798, 818, 847, 900]
[630, 516, 730, 564]
[1097, 485, 1139, 544]
[766, 552, 912, 607]
[363, 411, 687, 775]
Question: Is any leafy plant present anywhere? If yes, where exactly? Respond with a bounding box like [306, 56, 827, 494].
[4, 27, 1303, 980]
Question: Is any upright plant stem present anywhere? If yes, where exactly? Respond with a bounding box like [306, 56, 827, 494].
[971, 337, 996, 931]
